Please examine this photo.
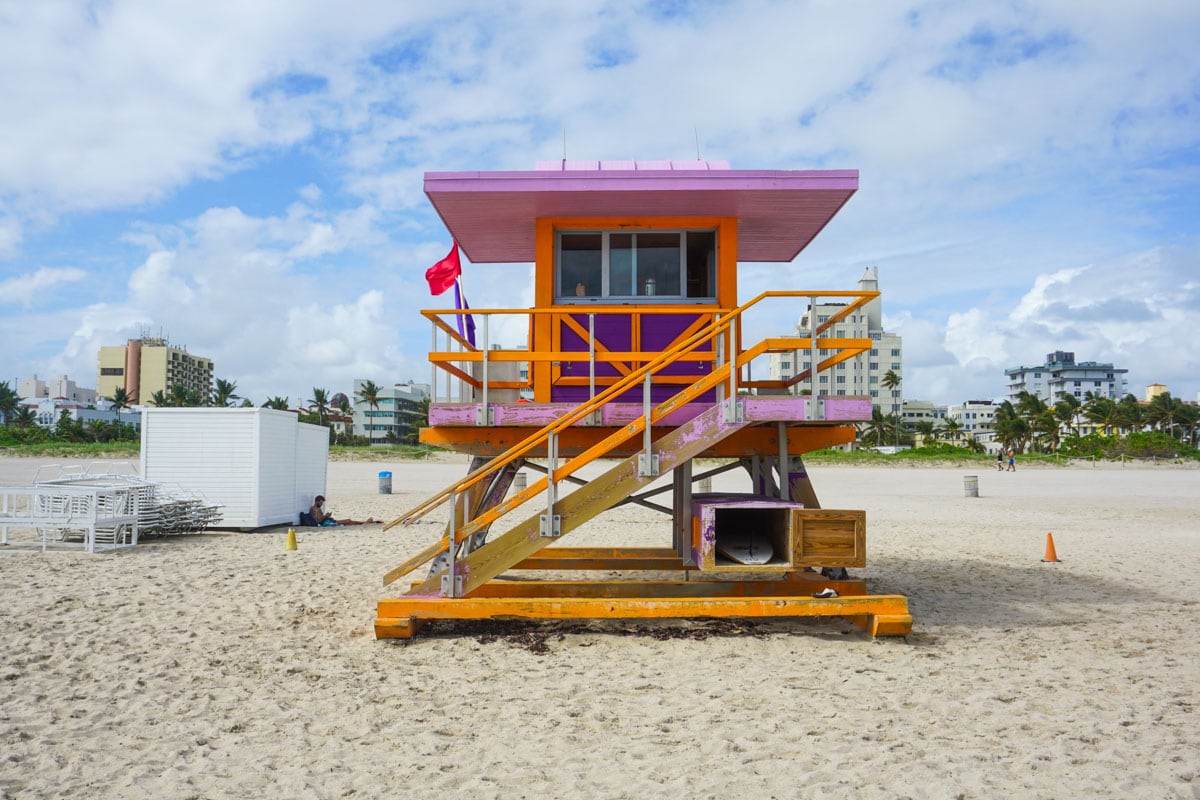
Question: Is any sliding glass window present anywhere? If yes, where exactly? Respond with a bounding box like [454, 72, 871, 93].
[556, 230, 716, 303]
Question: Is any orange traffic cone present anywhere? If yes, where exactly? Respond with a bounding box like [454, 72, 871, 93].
[1041, 532, 1060, 562]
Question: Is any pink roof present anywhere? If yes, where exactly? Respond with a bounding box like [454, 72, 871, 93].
[424, 163, 858, 263]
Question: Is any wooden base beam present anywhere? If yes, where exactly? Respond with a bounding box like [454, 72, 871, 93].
[375, 590, 911, 639]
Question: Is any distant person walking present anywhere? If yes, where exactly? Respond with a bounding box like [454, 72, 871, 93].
[1006, 448, 1016, 472]
[997, 451, 1004, 471]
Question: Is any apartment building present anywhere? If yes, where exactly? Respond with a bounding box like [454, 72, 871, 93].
[768, 266, 904, 416]
[352, 380, 432, 443]
[1005, 351, 1127, 405]
[900, 399, 947, 428]
[97, 337, 214, 404]
[948, 400, 997, 444]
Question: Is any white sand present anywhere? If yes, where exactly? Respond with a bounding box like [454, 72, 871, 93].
[1, 455, 1198, 798]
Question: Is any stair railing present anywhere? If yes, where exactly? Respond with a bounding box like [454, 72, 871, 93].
[386, 290, 876, 540]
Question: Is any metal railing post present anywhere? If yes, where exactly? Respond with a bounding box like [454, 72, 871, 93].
[638, 372, 659, 476]
[541, 432, 561, 537]
[728, 319, 739, 400]
[481, 315, 489, 408]
[808, 295, 820, 421]
[715, 316, 725, 406]
[442, 489, 460, 597]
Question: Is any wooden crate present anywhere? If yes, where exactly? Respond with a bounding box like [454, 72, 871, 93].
[791, 508, 866, 567]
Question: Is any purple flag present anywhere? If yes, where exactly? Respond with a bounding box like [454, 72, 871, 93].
[453, 280, 476, 347]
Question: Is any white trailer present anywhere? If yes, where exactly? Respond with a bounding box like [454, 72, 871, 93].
[140, 408, 328, 529]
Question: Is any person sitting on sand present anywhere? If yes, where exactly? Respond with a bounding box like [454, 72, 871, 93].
[310, 495, 375, 526]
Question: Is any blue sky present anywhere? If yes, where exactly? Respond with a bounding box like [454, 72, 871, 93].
[2, 1, 1198, 407]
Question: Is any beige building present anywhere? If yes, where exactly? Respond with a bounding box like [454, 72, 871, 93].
[97, 338, 214, 405]
[768, 266, 904, 416]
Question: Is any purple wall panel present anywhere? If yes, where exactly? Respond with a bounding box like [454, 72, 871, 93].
[551, 311, 715, 403]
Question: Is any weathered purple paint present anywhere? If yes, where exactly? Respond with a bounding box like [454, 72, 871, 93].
[428, 395, 872, 427]
[424, 167, 858, 263]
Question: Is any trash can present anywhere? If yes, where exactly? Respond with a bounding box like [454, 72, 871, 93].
[378, 471, 392, 495]
[963, 475, 979, 497]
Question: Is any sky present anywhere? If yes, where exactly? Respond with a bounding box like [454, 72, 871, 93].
[2, 0, 1198, 408]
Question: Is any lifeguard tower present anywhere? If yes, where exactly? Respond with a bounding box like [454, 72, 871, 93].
[377, 160, 911, 638]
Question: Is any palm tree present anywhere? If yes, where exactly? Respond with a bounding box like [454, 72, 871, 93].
[213, 378, 239, 407]
[150, 389, 169, 407]
[879, 370, 901, 445]
[110, 387, 130, 428]
[405, 396, 431, 445]
[941, 417, 962, 442]
[262, 396, 289, 411]
[1144, 391, 1189, 438]
[857, 406, 895, 447]
[1014, 392, 1059, 451]
[992, 400, 1031, 453]
[1116, 393, 1143, 434]
[167, 384, 202, 407]
[309, 388, 330, 424]
[1083, 392, 1119, 436]
[12, 406, 36, 428]
[355, 380, 382, 444]
[1176, 402, 1200, 447]
[1032, 410, 1061, 453]
[914, 419, 936, 445]
[1054, 395, 1082, 438]
[0, 381, 19, 425]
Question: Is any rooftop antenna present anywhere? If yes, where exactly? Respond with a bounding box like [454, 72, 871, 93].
[694, 127, 701, 160]
[562, 128, 567, 165]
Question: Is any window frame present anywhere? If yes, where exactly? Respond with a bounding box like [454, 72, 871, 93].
[555, 229, 718, 304]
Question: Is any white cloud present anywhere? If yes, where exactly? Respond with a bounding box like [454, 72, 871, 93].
[0, 266, 87, 306]
[2, 2, 1199, 407]
[906, 246, 1200, 403]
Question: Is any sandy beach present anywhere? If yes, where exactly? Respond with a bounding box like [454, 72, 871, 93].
[1, 455, 1197, 798]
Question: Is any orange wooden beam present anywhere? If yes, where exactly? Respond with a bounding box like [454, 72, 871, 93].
[375, 593, 911, 638]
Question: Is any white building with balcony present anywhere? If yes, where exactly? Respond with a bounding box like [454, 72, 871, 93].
[1005, 351, 1127, 405]
[947, 400, 997, 444]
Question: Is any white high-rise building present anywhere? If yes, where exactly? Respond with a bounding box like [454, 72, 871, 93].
[768, 267, 904, 416]
[1005, 351, 1127, 405]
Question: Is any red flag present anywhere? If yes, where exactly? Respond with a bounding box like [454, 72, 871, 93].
[425, 241, 461, 295]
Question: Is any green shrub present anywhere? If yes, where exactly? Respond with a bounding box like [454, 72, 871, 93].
[1061, 432, 1199, 461]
